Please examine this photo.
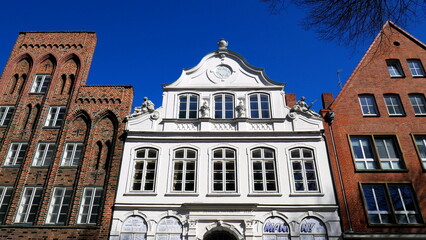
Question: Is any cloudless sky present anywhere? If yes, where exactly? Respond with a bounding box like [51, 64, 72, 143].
[1, 0, 426, 111]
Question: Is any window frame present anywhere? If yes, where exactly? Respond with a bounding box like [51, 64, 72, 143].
[250, 147, 278, 193]
[409, 94, 426, 116]
[349, 135, 405, 171]
[45, 106, 66, 127]
[131, 148, 158, 192]
[32, 142, 56, 167]
[30, 74, 51, 93]
[407, 59, 426, 77]
[155, 217, 182, 240]
[178, 93, 199, 119]
[360, 183, 423, 225]
[77, 187, 103, 224]
[120, 216, 148, 240]
[289, 147, 320, 193]
[0, 106, 14, 127]
[0, 186, 13, 224]
[15, 186, 42, 224]
[211, 148, 237, 193]
[249, 93, 271, 119]
[358, 94, 379, 116]
[386, 59, 404, 77]
[171, 148, 197, 193]
[45, 186, 72, 225]
[412, 134, 426, 170]
[384, 94, 405, 116]
[4, 142, 28, 166]
[60, 142, 84, 167]
[214, 93, 234, 119]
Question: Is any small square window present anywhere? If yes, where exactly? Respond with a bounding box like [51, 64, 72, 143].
[45, 106, 66, 127]
[358, 95, 378, 116]
[409, 94, 426, 115]
[0, 106, 14, 127]
[5, 142, 28, 166]
[32, 143, 56, 167]
[407, 59, 425, 77]
[60, 143, 83, 166]
[386, 60, 404, 77]
[30, 74, 51, 93]
[384, 94, 405, 116]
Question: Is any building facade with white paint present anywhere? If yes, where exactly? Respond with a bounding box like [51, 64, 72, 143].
[110, 40, 341, 240]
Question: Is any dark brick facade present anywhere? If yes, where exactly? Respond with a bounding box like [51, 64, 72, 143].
[0, 32, 133, 239]
[321, 22, 426, 239]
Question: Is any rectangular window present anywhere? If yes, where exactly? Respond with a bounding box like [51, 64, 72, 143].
[414, 135, 426, 169]
[0, 186, 13, 223]
[358, 95, 378, 116]
[212, 148, 236, 192]
[250, 93, 270, 119]
[172, 148, 197, 192]
[409, 94, 426, 115]
[5, 142, 28, 166]
[362, 184, 422, 224]
[350, 135, 404, 170]
[15, 187, 42, 223]
[45, 106, 66, 127]
[132, 148, 157, 191]
[386, 59, 404, 77]
[179, 94, 198, 119]
[30, 74, 51, 93]
[290, 148, 319, 192]
[60, 143, 83, 166]
[407, 59, 425, 77]
[77, 187, 102, 224]
[32, 143, 55, 167]
[46, 187, 72, 224]
[0, 106, 14, 127]
[384, 94, 405, 116]
[214, 94, 234, 119]
[251, 148, 277, 192]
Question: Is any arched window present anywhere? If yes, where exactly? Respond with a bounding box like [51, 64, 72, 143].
[156, 217, 182, 240]
[251, 148, 277, 192]
[212, 148, 236, 192]
[172, 148, 197, 192]
[132, 148, 158, 191]
[290, 148, 319, 192]
[249, 93, 270, 119]
[120, 216, 147, 240]
[214, 94, 234, 119]
[263, 217, 290, 240]
[178, 94, 198, 119]
[300, 217, 328, 240]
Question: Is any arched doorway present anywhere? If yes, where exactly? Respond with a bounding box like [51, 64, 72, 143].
[204, 230, 237, 240]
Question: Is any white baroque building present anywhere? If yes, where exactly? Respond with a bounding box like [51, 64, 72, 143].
[110, 40, 341, 240]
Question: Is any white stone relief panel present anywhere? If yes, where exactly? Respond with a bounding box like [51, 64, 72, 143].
[176, 123, 198, 131]
[249, 123, 273, 131]
[211, 123, 236, 131]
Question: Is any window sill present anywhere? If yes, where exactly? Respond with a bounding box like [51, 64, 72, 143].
[207, 193, 241, 197]
[390, 76, 405, 78]
[59, 166, 79, 169]
[367, 223, 426, 227]
[414, 114, 426, 117]
[355, 169, 408, 173]
[362, 115, 380, 117]
[28, 93, 46, 95]
[388, 114, 406, 117]
[124, 192, 157, 196]
[31, 166, 49, 168]
[42, 126, 61, 129]
[165, 192, 199, 197]
[248, 193, 282, 197]
[2, 165, 20, 168]
[289, 192, 324, 197]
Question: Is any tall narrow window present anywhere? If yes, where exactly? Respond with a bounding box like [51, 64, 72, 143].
[172, 148, 197, 192]
[0, 186, 13, 223]
[32, 143, 55, 167]
[45, 106, 66, 127]
[386, 59, 404, 77]
[30, 74, 51, 93]
[358, 95, 378, 116]
[120, 216, 147, 240]
[5, 142, 28, 166]
[409, 94, 426, 115]
[179, 94, 198, 119]
[156, 217, 182, 240]
[350, 136, 377, 169]
[132, 148, 158, 191]
[290, 148, 319, 192]
[214, 94, 234, 119]
[414, 135, 426, 169]
[212, 148, 236, 192]
[250, 93, 270, 118]
[77, 187, 102, 224]
[15, 187, 42, 223]
[60, 143, 83, 166]
[0, 106, 14, 127]
[251, 148, 277, 192]
[384, 94, 405, 116]
[46, 187, 72, 224]
[407, 59, 425, 77]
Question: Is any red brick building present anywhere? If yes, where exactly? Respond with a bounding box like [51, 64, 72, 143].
[0, 32, 133, 239]
[321, 22, 426, 239]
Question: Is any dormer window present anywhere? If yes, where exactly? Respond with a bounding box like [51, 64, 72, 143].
[179, 94, 198, 119]
[249, 93, 270, 119]
[214, 94, 234, 119]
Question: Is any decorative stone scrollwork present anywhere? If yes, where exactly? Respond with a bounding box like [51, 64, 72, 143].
[212, 123, 236, 131]
[176, 123, 198, 131]
[150, 110, 160, 120]
[249, 123, 273, 131]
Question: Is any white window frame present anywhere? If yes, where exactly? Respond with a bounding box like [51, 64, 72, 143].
[46, 187, 72, 224]
[5, 142, 28, 166]
[407, 59, 425, 77]
[414, 135, 426, 169]
[212, 148, 237, 193]
[30, 74, 51, 93]
[156, 217, 182, 240]
[251, 148, 277, 192]
[60, 143, 83, 167]
[358, 95, 378, 116]
[214, 94, 234, 119]
[249, 93, 271, 119]
[386, 59, 404, 77]
[32, 142, 56, 167]
[409, 94, 426, 115]
[0, 186, 13, 223]
[290, 148, 320, 193]
[0, 106, 14, 127]
[384, 94, 405, 116]
[77, 187, 102, 224]
[178, 94, 198, 119]
[45, 106, 66, 127]
[15, 187, 42, 223]
[132, 148, 158, 192]
[172, 148, 197, 193]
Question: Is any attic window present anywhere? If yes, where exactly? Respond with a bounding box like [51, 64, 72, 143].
[393, 41, 400, 46]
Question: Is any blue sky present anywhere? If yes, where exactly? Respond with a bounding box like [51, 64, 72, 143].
[1, 0, 426, 111]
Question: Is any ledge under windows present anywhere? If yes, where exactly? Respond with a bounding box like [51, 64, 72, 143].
[165, 192, 199, 197]
[207, 193, 241, 197]
[124, 191, 157, 196]
[247, 192, 282, 197]
[289, 192, 325, 197]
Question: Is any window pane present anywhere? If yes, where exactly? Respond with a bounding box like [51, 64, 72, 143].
[408, 59, 425, 76]
[409, 94, 426, 115]
[359, 95, 378, 116]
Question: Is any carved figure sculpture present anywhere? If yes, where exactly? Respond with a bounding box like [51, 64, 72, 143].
[236, 99, 246, 118]
[200, 100, 210, 117]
